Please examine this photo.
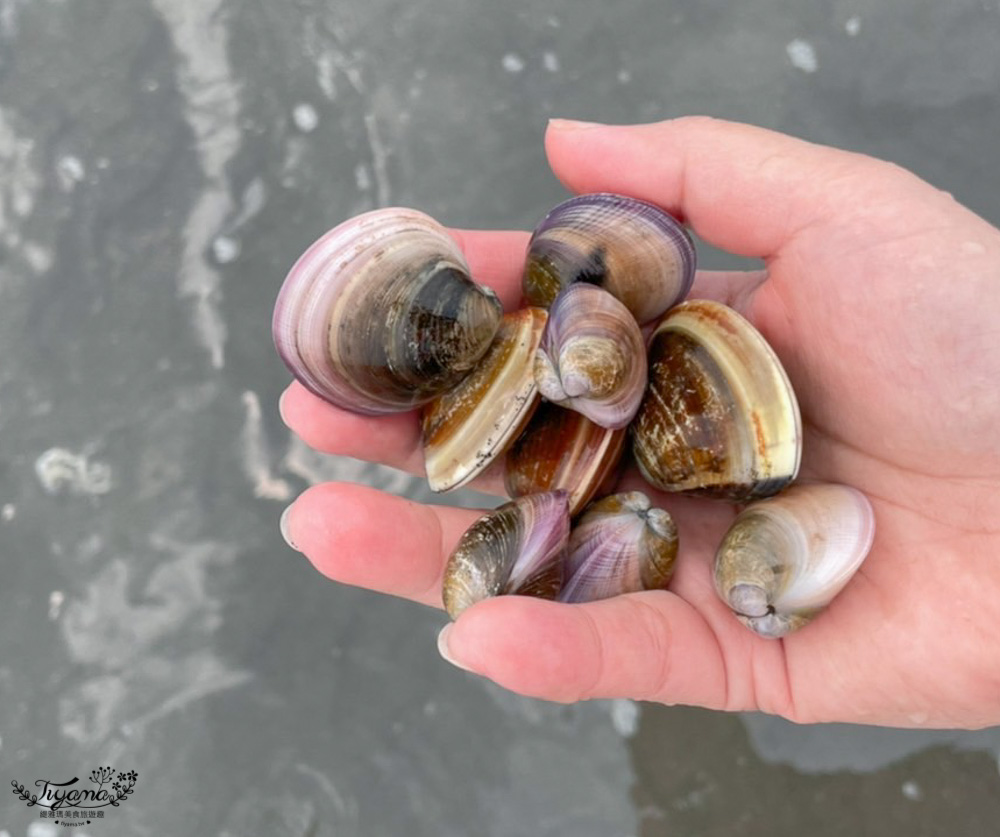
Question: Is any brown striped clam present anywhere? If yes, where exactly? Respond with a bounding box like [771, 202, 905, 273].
[443, 491, 570, 620]
[559, 492, 678, 604]
[534, 283, 647, 430]
[714, 483, 875, 638]
[522, 193, 695, 324]
[422, 308, 547, 492]
[631, 300, 802, 501]
[505, 401, 627, 516]
[272, 208, 502, 415]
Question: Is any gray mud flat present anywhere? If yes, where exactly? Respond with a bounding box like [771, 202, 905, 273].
[1, 1, 998, 834]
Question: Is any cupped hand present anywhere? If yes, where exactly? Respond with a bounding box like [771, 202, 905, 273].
[279, 117, 1000, 728]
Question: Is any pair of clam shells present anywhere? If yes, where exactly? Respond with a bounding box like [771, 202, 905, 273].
[443, 490, 679, 620]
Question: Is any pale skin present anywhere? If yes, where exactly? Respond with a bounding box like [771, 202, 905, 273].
[279, 117, 1000, 729]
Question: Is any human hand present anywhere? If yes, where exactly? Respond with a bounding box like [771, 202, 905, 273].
[279, 117, 1000, 728]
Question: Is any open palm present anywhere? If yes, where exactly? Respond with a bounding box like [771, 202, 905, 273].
[280, 117, 1000, 728]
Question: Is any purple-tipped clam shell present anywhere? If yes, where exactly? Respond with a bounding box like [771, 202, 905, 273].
[534, 283, 647, 429]
[273, 207, 502, 416]
[522, 193, 695, 324]
[558, 491, 678, 604]
[442, 491, 570, 620]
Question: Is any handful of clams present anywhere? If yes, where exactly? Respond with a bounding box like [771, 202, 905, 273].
[273, 194, 874, 640]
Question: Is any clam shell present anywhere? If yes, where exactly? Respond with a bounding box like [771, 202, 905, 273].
[422, 308, 547, 492]
[522, 193, 695, 324]
[714, 483, 875, 638]
[273, 208, 503, 415]
[442, 491, 570, 620]
[558, 492, 678, 604]
[632, 300, 802, 501]
[504, 401, 626, 517]
[534, 283, 647, 429]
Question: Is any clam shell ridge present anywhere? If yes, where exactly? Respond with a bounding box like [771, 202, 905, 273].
[713, 483, 876, 639]
[442, 491, 570, 620]
[273, 207, 503, 415]
[534, 283, 648, 429]
[558, 492, 678, 604]
[632, 299, 802, 501]
[423, 308, 547, 493]
[522, 192, 695, 324]
[504, 401, 627, 517]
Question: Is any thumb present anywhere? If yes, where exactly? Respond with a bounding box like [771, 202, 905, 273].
[436, 592, 794, 715]
[544, 116, 913, 260]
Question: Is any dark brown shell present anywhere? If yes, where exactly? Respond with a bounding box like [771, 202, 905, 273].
[504, 401, 626, 517]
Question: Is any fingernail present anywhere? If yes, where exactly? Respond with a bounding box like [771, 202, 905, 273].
[548, 118, 606, 131]
[437, 624, 472, 672]
[279, 503, 300, 551]
[278, 385, 293, 424]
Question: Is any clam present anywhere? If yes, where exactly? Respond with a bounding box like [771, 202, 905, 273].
[423, 308, 548, 492]
[534, 283, 647, 429]
[522, 193, 695, 324]
[558, 492, 678, 604]
[504, 401, 626, 517]
[714, 483, 875, 638]
[632, 300, 801, 501]
[443, 491, 570, 620]
[273, 207, 502, 415]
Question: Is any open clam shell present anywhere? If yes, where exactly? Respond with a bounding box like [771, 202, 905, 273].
[504, 401, 627, 517]
[632, 300, 802, 501]
[534, 283, 647, 429]
[558, 492, 678, 604]
[423, 308, 548, 492]
[273, 207, 503, 415]
[714, 483, 875, 638]
[522, 193, 695, 324]
[443, 491, 570, 620]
